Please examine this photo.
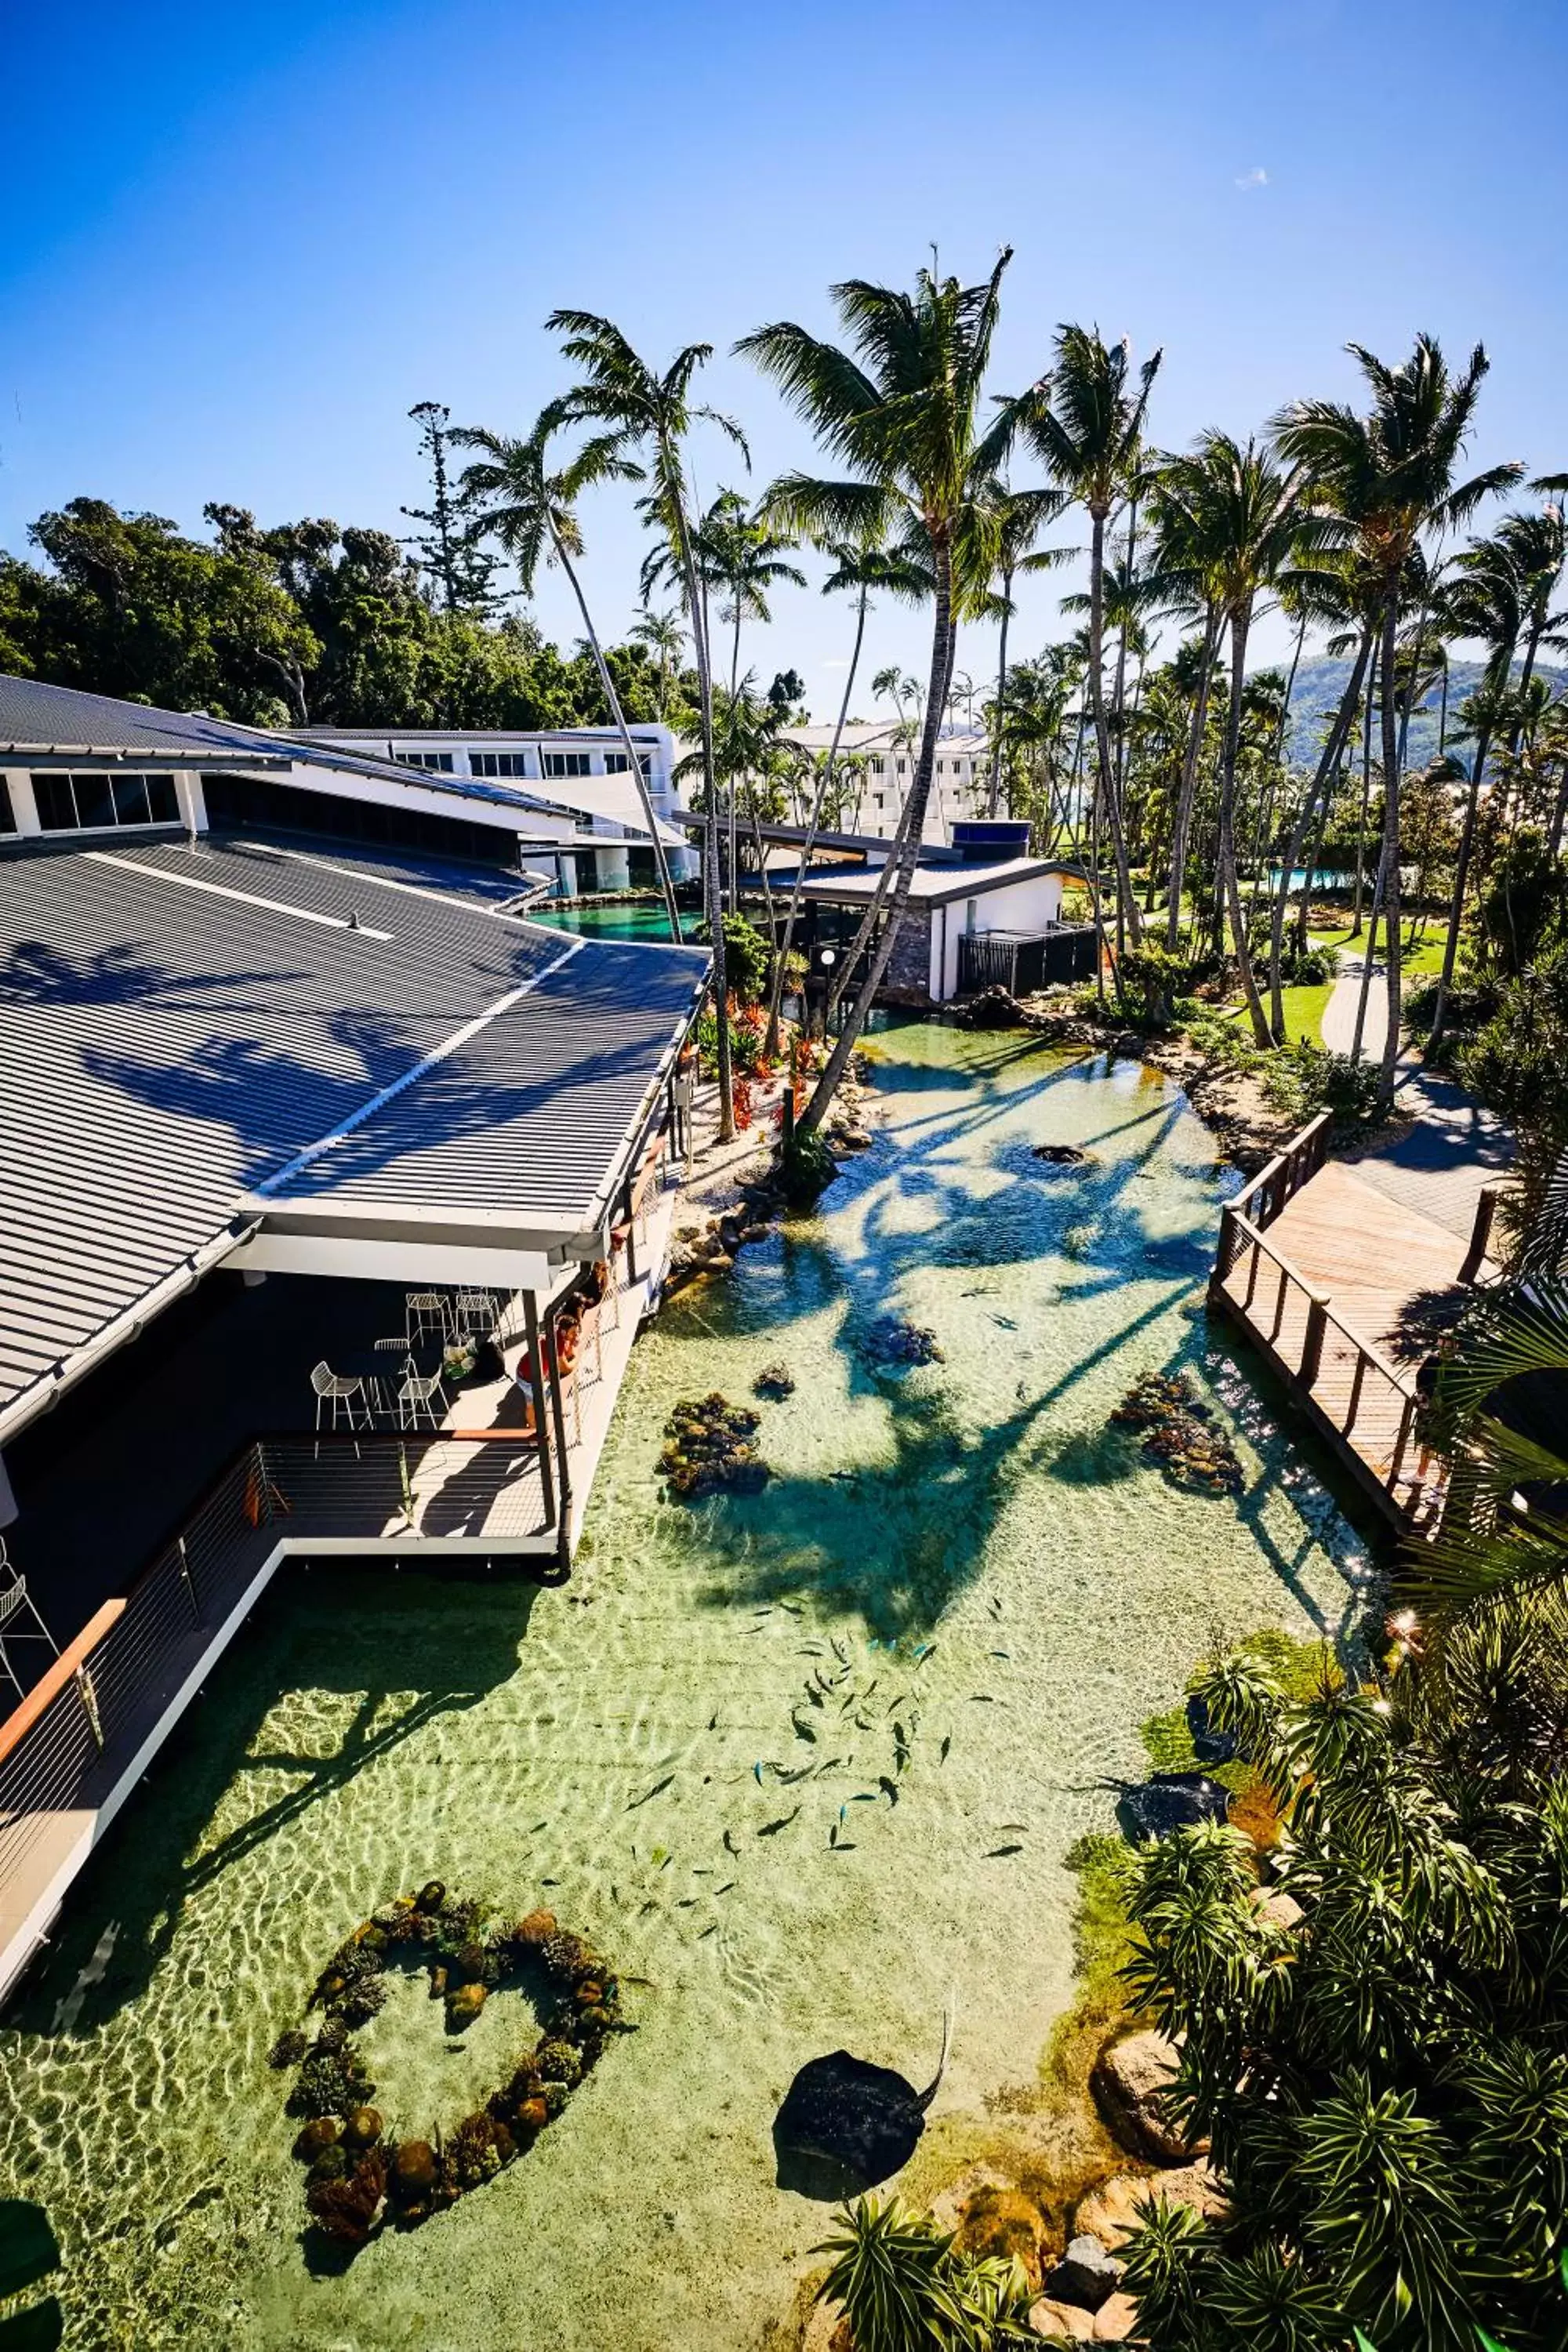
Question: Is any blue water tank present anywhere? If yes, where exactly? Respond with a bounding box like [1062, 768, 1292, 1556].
[951, 820, 1030, 862]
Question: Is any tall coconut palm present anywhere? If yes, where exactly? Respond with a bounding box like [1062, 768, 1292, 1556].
[629, 605, 686, 720]
[1020, 325, 1163, 949]
[978, 482, 1069, 815]
[1426, 534, 1523, 1051]
[1152, 434, 1312, 1043]
[452, 416, 684, 939]
[762, 532, 927, 1057]
[737, 252, 1022, 1149]
[1273, 337, 1521, 1106]
[543, 307, 746, 1136]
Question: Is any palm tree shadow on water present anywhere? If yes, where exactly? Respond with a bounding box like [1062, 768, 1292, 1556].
[673, 1034, 1359, 1642]
[8, 1568, 537, 2038]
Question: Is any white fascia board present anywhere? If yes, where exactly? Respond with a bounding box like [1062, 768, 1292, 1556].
[228, 1232, 563, 1290]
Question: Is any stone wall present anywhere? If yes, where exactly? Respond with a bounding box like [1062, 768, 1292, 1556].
[879, 902, 934, 1006]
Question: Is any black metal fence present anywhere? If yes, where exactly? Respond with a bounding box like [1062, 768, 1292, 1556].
[957, 926, 1098, 996]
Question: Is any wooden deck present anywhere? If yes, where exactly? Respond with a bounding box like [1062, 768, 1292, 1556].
[1209, 1115, 1499, 1530]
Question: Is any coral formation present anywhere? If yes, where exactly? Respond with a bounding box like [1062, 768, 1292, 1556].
[659, 1394, 771, 1497]
[278, 1883, 634, 2249]
[753, 1363, 796, 1399]
[1109, 1372, 1243, 1495]
[862, 1315, 945, 1369]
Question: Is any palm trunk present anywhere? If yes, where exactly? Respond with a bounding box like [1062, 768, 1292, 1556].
[1350, 847, 1386, 1063]
[826, 724, 925, 1022]
[664, 455, 731, 1141]
[764, 586, 869, 1057]
[797, 557, 954, 1145]
[1351, 646, 1377, 937]
[1087, 510, 1143, 947]
[550, 525, 683, 941]
[1427, 717, 1494, 1055]
[1267, 624, 1373, 1039]
[1376, 591, 1404, 1109]
[985, 580, 1012, 818]
[1164, 608, 1218, 953]
[1218, 603, 1271, 1045]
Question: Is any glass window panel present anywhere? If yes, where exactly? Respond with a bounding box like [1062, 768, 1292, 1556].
[33, 775, 77, 829]
[0, 779, 13, 833]
[112, 774, 151, 826]
[145, 774, 180, 822]
[74, 774, 115, 828]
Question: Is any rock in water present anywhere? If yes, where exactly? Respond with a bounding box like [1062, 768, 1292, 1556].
[1116, 1772, 1231, 1843]
[774, 2049, 935, 2189]
[1042, 2233, 1124, 2314]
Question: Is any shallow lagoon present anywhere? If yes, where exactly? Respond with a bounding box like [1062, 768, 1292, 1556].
[0, 1025, 1370, 2350]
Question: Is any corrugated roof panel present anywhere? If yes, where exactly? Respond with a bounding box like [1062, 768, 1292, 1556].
[0, 833, 706, 1422]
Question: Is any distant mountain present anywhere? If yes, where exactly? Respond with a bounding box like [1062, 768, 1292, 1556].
[1285, 654, 1567, 772]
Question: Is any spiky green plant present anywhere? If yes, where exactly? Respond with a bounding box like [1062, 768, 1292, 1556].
[811, 2195, 1033, 2352]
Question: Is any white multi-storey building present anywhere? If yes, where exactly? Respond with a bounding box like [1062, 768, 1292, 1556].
[765, 721, 994, 843]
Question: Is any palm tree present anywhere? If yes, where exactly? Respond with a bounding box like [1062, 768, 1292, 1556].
[1425, 535, 1523, 1050]
[543, 309, 749, 1138]
[629, 606, 686, 720]
[452, 416, 684, 938]
[761, 530, 927, 1057]
[1273, 337, 1522, 1106]
[1152, 434, 1311, 1043]
[1021, 325, 1163, 949]
[738, 252, 1022, 1150]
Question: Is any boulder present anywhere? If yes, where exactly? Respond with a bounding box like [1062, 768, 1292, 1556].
[1041, 2234, 1123, 2314]
[1251, 1886, 1304, 1932]
[1073, 2158, 1225, 2250]
[1092, 2292, 1141, 2342]
[953, 2181, 1049, 2287]
[1028, 2296, 1096, 2342]
[1091, 2031, 1205, 2163]
[1185, 1691, 1237, 1766]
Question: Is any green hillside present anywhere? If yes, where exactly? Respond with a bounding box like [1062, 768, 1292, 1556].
[1285, 653, 1567, 771]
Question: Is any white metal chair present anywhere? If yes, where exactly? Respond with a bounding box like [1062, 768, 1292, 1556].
[394, 1356, 449, 1431]
[0, 1542, 60, 1703]
[405, 1292, 453, 1348]
[310, 1360, 372, 1454]
[452, 1288, 500, 1341]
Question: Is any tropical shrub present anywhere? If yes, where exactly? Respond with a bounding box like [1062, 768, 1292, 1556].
[693, 912, 772, 1005]
[1116, 1643, 1568, 2352]
[811, 2195, 1033, 2352]
[1260, 1040, 1382, 1126]
[1458, 947, 1568, 1254]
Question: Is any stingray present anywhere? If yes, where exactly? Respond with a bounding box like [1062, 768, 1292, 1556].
[1114, 1770, 1232, 1844]
[774, 2013, 951, 2196]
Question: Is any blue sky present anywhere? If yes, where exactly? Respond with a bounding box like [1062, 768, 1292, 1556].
[5, 0, 1565, 716]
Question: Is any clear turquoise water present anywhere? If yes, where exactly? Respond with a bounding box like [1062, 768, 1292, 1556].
[0, 1025, 1372, 2350]
[529, 902, 677, 942]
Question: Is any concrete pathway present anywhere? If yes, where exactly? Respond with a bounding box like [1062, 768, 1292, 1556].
[1322, 956, 1513, 1247]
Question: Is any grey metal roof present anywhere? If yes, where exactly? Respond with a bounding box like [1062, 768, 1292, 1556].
[0, 673, 292, 761]
[0, 832, 706, 1431]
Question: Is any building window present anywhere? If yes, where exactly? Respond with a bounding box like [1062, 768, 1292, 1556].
[602, 752, 652, 779]
[869, 757, 885, 772]
[391, 750, 455, 772]
[32, 771, 180, 832]
[0, 779, 14, 834]
[469, 751, 530, 779]
[543, 751, 592, 779]
[897, 758, 909, 775]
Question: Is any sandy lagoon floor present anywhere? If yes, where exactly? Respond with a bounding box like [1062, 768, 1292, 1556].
[0, 1025, 1372, 2350]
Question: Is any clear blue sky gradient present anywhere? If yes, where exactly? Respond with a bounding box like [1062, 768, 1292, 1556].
[5, 0, 1566, 716]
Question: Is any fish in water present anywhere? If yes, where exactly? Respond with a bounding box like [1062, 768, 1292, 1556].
[989, 1649, 1011, 1661]
[699, 1924, 718, 1939]
[939, 1735, 952, 1763]
[52, 1921, 120, 2034]
[990, 1313, 1018, 1330]
[877, 1776, 900, 1805]
[757, 1808, 801, 1837]
[724, 1830, 740, 1856]
[792, 1714, 818, 1744]
[913, 1643, 936, 1666]
[775, 2013, 952, 2188]
[985, 1843, 1024, 1858]
[628, 1774, 676, 1809]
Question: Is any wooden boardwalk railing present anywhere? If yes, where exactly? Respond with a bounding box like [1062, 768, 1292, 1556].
[1209, 1113, 1439, 1529]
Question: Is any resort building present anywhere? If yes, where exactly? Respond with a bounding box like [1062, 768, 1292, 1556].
[692, 720, 995, 844]
[0, 711, 710, 2001]
[792, 822, 1092, 1003]
[0, 676, 691, 897]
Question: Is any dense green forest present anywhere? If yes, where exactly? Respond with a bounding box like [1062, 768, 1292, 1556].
[0, 492, 697, 734]
[1288, 652, 1568, 768]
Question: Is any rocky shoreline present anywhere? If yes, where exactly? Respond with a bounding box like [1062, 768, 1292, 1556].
[955, 985, 1300, 1175]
